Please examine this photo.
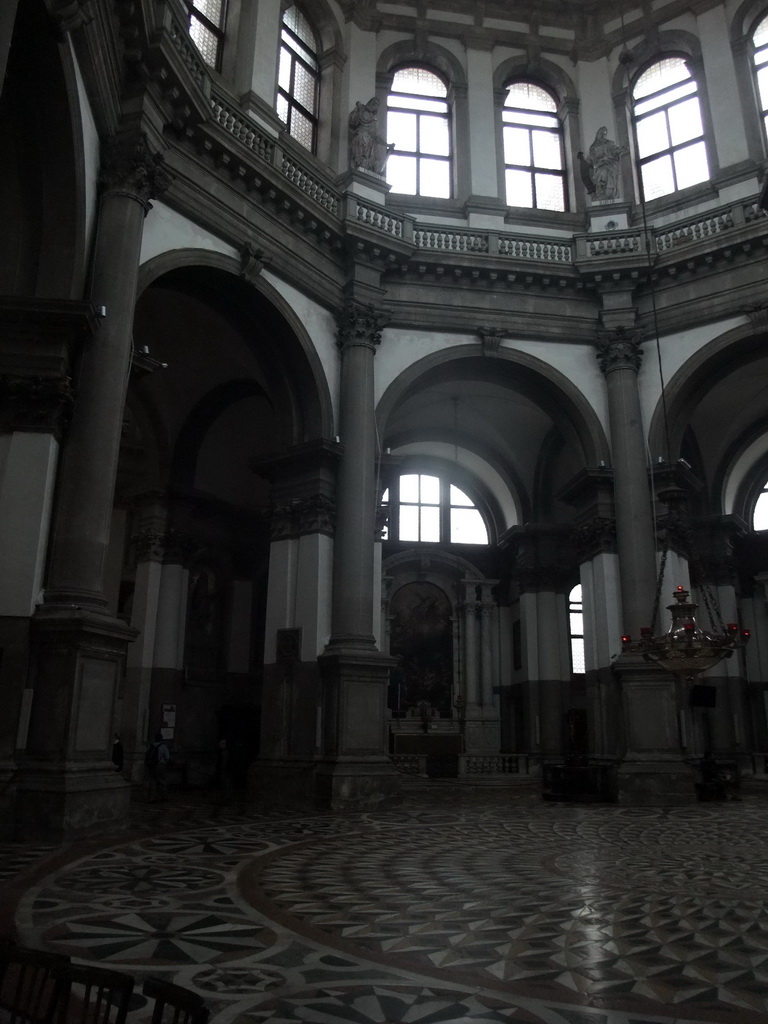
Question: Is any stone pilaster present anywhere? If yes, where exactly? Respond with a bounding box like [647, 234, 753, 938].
[316, 300, 399, 811]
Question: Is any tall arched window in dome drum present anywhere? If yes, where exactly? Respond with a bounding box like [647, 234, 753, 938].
[631, 57, 709, 200]
[277, 5, 320, 152]
[752, 13, 768, 147]
[386, 67, 451, 198]
[503, 82, 566, 211]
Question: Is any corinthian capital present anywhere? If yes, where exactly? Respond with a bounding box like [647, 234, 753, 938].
[336, 300, 390, 351]
[595, 327, 643, 375]
[99, 134, 173, 213]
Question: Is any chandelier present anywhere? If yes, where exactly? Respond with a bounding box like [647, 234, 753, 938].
[622, 584, 750, 681]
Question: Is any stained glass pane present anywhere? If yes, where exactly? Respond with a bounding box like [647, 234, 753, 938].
[400, 475, 419, 503]
[420, 506, 440, 541]
[192, 0, 223, 26]
[387, 154, 418, 194]
[634, 80, 696, 116]
[755, 14, 768, 47]
[388, 95, 446, 113]
[569, 584, 582, 603]
[419, 157, 450, 198]
[400, 505, 419, 541]
[532, 129, 562, 170]
[278, 48, 292, 91]
[668, 97, 703, 146]
[450, 485, 473, 507]
[290, 107, 314, 150]
[636, 110, 669, 158]
[754, 490, 768, 530]
[420, 475, 440, 504]
[758, 65, 768, 111]
[392, 67, 446, 97]
[387, 111, 417, 152]
[503, 109, 558, 128]
[570, 612, 583, 635]
[189, 18, 218, 67]
[450, 508, 488, 544]
[276, 93, 289, 124]
[506, 167, 533, 207]
[534, 172, 565, 211]
[505, 81, 557, 112]
[633, 57, 690, 100]
[673, 140, 709, 189]
[641, 153, 675, 200]
[283, 5, 317, 50]
[571, 638, 586, 674]
[504, 126, 531, 165]
[419, 115, 450, 156]
[292, 61, 316, 111]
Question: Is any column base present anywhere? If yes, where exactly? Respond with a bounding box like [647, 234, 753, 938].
[314, 756, 401, 811]
[617, 758, 697, 805]
[14, 764, 131, 840]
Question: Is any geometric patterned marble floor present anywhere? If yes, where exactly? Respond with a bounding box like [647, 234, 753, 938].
[5, 785, 768, 1024]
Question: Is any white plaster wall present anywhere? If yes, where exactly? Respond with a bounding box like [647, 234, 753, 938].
[699, 4, 750, 167]
[375, 327, 473, 401]
[140, 202, 236, 266]
[576, 58, 615, 150]
[467, 47, 498, 197]
[637, 317, 748, 452]
[261, 270, 339, 425]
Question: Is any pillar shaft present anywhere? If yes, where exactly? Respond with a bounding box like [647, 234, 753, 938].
[45, 136, 171, 608]
[598, 332, 657, 636]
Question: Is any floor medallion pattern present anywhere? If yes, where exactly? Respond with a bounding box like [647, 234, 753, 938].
[11, 795, 768, 1024]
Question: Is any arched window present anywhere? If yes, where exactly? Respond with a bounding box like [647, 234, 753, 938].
[186, 0, 226, 69]
[381, 473, 488, 544]
[754, 478, 768, 529]
[568, 584, 585, 675]
[631, 56, 709, 201]
[277, 5, 319, 152]
[503, 82, 566, 211]
[752, 14, 768, 146]
[386, 67, 451, 198]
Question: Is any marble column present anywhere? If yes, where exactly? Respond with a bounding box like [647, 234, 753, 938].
[15, 133, 171, 838]
[317, 300, 399, 810]
[596, 330, 690, 802]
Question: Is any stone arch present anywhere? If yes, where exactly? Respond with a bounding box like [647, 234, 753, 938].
[136, 250, 334, 443]
[376, 40, 467, 92]
[493, 55, 577, 105]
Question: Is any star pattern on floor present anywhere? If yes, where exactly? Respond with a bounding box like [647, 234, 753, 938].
[11, 794, 768, 1024]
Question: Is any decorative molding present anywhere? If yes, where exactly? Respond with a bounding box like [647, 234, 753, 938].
[574, 516, 617, 561]
[50, 0, 95, 35]
[595, 326, 644, 375]
[0, 376, 74, 438]
[240, 242, 268, 284]
[744, 303, 768, 330]
[336, 300, 390, 351]
[270, 494, 337, 539]
[477, 326, 506, 356]
[99, 134, 173, 214]
[132, 526, 194, 565]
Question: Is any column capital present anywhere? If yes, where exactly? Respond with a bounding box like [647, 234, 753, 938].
[595, 327, 643, 375]
[336, 300, 390, 352]
[99, 133, 173, 214]
[270, 494, 336, 540]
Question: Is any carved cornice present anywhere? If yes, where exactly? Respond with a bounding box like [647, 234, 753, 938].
[50, 0, 95, 35]
[132, 526, 195, 564]
[0, 376, 75, 438]
[574, 516, 617, 561]
[336, 300, 390, 351]
[99, 134, 173, 213]
[511, 563, 574, 594]
[595, 327, 644, 375]
[270, 494, 337, 539]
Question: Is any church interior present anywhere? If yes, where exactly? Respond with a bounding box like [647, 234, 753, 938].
[4, 0, 768, 1019]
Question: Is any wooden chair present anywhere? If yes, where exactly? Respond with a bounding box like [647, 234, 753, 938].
[51, 963, 134, 1024]
[0, 942, 70, 1024]
[142, 978, 209, 1024]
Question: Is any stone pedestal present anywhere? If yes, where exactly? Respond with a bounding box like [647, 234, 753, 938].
[614, 652, 695, 804]
[15, 607, 136, 838]
[316, 644, 400, 810]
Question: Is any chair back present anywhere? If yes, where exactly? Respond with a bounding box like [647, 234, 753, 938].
[51, 963, 133, 1024]
[0, 942, 70, 1024]
[142, 978, 209, 1024]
